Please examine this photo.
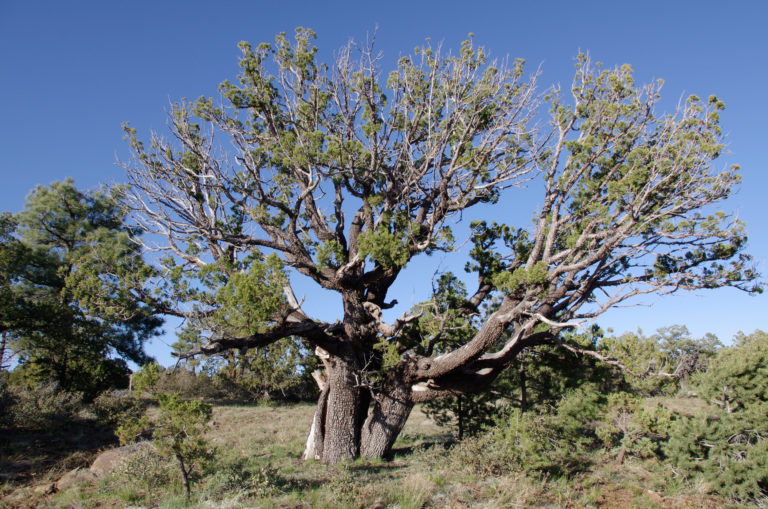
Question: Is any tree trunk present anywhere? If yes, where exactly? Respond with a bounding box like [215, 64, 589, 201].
[302, 382, 329, 460]
[320, 357, 363, 463]
[175, 453, 190, 498]
[360, 382, 413, 459]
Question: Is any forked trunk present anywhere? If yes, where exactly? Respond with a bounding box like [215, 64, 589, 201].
[302, 383, 329, 461]
[302, 361, 414, 463]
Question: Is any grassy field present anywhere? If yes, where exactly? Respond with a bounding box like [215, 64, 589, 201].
[2, 401, 736, 508]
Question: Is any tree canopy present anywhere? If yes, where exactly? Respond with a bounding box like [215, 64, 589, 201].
[1, 180, 161, 397]
[120, 29, 760, 462]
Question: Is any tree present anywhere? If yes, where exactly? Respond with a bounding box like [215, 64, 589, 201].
[2, 180, 161, 397]
[666, 330, 768, 501]
[118, 393, 214, 498]
[121, 29, 760, 463]
[598, 325, 722, 396]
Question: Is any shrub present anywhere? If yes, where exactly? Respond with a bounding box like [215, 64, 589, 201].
[119, 392, 215, 498]
[91, 390, 146, 428]
[474, 386, 607, 477]
[665, 331, 768, 502]
[131, 361, 161, 394]
[666, 404, 767, 502]
[4, 381, 84, 431]
[594, 393, 673, 462]
[107, 443, 175, 504]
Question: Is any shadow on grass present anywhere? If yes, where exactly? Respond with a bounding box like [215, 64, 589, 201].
[391, 433, 455, 459]
[0, 420, 117, 484]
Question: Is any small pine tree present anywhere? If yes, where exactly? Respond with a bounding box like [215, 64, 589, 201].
[118, 392, 214, 498]
[666, 330, 768, 502]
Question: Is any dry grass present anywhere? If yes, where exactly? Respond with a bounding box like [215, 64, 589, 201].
[6, 400, 737, 509]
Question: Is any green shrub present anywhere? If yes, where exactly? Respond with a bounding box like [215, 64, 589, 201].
[107, 443, 174, 504]
[666, 403, 767, 502]
[594, 393, 673, 461]
[5, 381, 84, 431]
[665, 331, 768, 502]
[119, 392, 215, 498]
[0, 373, 16, 428]
[131, 361, 161, 394]
[91, 390, 146, 428]
[204, 457, 281, 499]
[494, 387, 606, 476]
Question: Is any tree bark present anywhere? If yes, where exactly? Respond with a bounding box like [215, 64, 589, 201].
[175, 453, 190, 498]
[302, 382, 329, 460]
[360, 382, 413, 459]
[320, 357, 363, 463]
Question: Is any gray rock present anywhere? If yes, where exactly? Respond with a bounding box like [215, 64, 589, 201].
[89, 441, 156, 477]
[55, 468, 98, 491]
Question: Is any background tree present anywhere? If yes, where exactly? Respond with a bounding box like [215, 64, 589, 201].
[666, 330, 768, 501]
[2, 180, 161, 397]
[122, 30, 760, 463]
[598, 325, 722, 396]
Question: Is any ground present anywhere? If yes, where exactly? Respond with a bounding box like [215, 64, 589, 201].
[1, 401, 736, 508]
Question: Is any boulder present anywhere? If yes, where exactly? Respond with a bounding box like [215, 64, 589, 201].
[55, 468, 98, 491]
[89, 441, 156, 477]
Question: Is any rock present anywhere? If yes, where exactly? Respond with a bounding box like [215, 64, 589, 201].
[33, 483, 56, 495]
[89, 441, 156, 477]
[55, 468, 98, 491]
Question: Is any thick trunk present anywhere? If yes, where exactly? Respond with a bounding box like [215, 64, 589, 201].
[302, 361, 414, 463]
[360, 382, 413, 459]
[320, 357, 362, 463]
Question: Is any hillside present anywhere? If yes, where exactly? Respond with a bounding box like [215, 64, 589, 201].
[2, 400, 735, 508]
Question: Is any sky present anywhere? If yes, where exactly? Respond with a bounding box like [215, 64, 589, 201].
[1, 1, 766, 366]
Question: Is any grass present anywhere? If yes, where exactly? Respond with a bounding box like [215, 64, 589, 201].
[3, 401, 738, 508]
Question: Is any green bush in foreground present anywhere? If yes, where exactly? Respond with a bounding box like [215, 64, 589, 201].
[119, 392, 214, 498]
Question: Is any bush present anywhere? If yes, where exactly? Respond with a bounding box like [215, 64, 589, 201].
[451, 386, 674, 479]
[131, 361, 161, 394]
[665, 331, 768, 503]
[594, 393, 673, 462]
[91, 390, 146, 428]
[493, 387, 607, 476]
[666, 404, 768, 502]
[118, 392, 215, 497]
[4, 381, 84, 431]
[0, 373, 16, 428]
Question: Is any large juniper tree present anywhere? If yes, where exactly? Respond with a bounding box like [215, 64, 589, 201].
[121, 29, 760, 463]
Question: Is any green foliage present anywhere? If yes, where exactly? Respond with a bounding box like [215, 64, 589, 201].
[598, 326, 721, 396]
[212, 253, 288, 335]
[119, 393, 215, 497]
[131, 361, 162, 394]
[1, 180, 161, 398]
[423, 393, 500, 440]
[694, 329, 767, 412]
[90, 390, 146, 428]
[103, 443, 175, 505]
[665, 330, 768, 502]
[491, 386, 607, 476]
[593, 393, 673, 461]
[356, 228, 410, 269]
[493, 261, 548, 293]
[0, 381, 84, 431]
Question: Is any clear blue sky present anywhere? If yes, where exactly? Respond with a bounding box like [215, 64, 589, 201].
[2, 1, 766, 365]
